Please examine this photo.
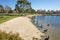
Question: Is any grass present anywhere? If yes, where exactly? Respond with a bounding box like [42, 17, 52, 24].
[0, 13, 38, 24]
[0, 13, 36, 24]
[0, 16, 19, 24]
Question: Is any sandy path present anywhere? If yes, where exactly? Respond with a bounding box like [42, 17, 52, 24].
[0, 17, 44, 40]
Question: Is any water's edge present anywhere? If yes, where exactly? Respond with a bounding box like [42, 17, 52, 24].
[31, 16, 60, 40]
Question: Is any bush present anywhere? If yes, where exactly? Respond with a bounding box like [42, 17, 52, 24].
[0, 30, 23, 40]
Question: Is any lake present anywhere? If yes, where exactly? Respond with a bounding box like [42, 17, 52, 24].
[35, 16, 60, 28]
[34, 16, 60, 40]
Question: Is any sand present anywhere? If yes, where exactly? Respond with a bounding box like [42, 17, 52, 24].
[0, 17, 44, 40]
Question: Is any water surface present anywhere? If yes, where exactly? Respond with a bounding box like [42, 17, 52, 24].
[35, 16, 60, 28]
[34, 16, 60, 40]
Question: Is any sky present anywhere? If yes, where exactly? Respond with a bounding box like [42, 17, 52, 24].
[0, 0, 60, 10]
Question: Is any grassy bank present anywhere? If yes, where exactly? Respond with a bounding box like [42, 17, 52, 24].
[0, 13, 36, 24]
[0, 16, 19, 24]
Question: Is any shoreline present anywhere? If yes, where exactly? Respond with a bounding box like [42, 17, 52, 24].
[44, 23, 60, 40]
[0, 16, 44, 40]
[0, 15, 59, 40]
[31, 16, 60, 40]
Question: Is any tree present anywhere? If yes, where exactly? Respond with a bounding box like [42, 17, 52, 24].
[27, 2, 31, 9]
[15, 0, 32, 13]
[0, 5, 4, 13]
[15, 4, 20, 13]
[15, 0, 24, 13]
[37, 10, 41, 14]
[25, 9, 31, 13]
[5, 6, 12, 13]
[47, 10, 50, 14]
[37, 10, 46, 14]
[31, 9, 36, 13]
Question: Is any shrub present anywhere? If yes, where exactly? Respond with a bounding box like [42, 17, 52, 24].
[0, 30, 23, 40]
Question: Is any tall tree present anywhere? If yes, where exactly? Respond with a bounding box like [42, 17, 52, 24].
[15, 0, 32, 13]
[5, 6, 12, 13]
[0, 5, 4, 13]
[31, 9, 36, 13]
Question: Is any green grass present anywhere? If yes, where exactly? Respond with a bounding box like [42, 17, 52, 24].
[0, 16, 19, 24]
[0, 13, 36, 24]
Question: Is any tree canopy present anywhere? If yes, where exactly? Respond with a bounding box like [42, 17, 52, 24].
[15, 0, 32, 13]
[0, 5, 4, 13]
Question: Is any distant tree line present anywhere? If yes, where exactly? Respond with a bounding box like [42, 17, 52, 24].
[37, 10, 60, 14]
[0, 0, 36, 14]
[0, 5, 13, 13]
[0, 0, 60, 14]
